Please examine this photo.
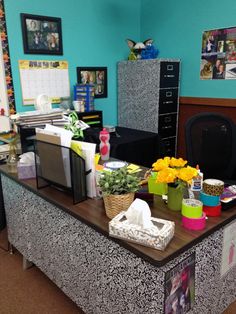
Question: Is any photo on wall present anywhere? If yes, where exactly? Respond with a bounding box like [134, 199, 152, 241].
[200, 26, 236, 80]
[21, 13, 63, 55]
[164, 252, 195, 314]
[77, 67, 107, 98]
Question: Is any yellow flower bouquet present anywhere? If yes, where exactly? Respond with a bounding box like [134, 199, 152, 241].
[152, 157, 198, 211]
[152, 156, 197, 188]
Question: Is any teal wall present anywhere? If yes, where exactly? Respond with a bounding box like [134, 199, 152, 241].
[4, 0, 141, 125]
[141, 0, 236, 98]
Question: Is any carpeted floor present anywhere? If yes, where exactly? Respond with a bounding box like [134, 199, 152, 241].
[0, 228, 84, 314]
[0, 227, 235, 314]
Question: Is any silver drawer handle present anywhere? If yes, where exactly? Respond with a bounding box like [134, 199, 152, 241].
[164, 75, 175, 78]
[163, 101, 173, 104]
[162, 126, 172, 129]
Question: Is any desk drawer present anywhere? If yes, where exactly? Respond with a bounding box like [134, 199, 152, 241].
[158, 114, 177, 138]
[160, 61, 180, 88]
[159, 88, 178, 114]
[161, 137, 176, 157]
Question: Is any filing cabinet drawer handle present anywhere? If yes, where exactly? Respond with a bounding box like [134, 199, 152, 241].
[162, 126, 172, 130]
[167, 65, 174, 71]
[163, 101, 173, 104]
[164, 74, 175, 78]
[166, 91, 172, 97]
[164, 116, 172, 123]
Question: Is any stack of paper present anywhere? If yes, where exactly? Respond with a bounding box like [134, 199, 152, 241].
[12, 109, 65, 127]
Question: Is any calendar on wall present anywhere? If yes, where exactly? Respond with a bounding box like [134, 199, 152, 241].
[19, 60, 70, 105]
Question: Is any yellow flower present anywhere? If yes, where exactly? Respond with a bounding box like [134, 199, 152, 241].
[152, 156, 170, 171]
[157, 167, 177, 183]
[169, 157, 187, 168]
[177, 166, 198, 184]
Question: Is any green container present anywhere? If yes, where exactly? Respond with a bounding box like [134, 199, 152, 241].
[167, 184, 183, 211]
[148, 172, 167, 195]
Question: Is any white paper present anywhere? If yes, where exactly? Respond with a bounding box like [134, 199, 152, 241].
[220, 220, 236, 277]
[75, 141, 96, 198]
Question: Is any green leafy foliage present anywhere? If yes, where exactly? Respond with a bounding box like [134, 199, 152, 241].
[64, 112, 84, 139]
[98, 167, 140, 195]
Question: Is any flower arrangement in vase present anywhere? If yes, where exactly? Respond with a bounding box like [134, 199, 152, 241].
[152, 157, 197, 211]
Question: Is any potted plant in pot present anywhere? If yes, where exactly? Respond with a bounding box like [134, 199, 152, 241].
[98, 167, 140, 219]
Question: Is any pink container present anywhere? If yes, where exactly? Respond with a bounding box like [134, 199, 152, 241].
[182, 212, 206, 231]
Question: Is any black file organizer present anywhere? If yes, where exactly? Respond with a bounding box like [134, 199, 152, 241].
[34, 140, 87, 204]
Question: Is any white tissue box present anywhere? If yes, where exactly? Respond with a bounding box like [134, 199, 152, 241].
[17, 162, 36, 179]
[109, 212, 175, 251]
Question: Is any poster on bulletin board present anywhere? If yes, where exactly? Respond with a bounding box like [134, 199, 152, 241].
[19, 60, 70, 105]
[200, 26, 236, 80]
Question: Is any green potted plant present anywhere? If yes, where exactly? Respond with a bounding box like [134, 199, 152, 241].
[64, 112, 84, 139]
[98, 167, 140, 219]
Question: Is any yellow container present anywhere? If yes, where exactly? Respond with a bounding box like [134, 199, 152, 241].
[148, 172, 167, 195]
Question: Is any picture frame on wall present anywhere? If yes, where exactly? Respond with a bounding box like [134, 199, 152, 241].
[77, 67, 108, 98]
[20, 13, 63, 55]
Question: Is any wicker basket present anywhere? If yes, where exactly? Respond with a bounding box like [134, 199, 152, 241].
[103, 193, 135, 219]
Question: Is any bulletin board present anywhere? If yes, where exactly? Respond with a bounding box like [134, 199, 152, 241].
[201, 26, 236, 80]
[19, 60, 70, 105]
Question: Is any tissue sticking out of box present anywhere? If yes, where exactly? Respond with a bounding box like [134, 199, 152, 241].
[125, 198, 154, 229]
[19, 152, 35, 164]
[17, 152, 36, 180]
[109, 198, 175, 250]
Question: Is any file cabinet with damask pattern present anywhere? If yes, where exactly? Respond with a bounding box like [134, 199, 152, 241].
[118, 59, 180, 157]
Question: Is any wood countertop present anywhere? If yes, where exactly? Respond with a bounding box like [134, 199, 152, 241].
[1, 164, 236, 267]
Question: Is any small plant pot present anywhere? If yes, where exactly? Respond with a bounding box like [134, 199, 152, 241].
[103, 193, 135, 219]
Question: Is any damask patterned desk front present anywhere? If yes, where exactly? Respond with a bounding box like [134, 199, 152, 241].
[1, 171, 236, 314]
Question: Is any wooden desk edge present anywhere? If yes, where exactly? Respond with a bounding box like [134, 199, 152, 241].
[1, 165, 236, 267]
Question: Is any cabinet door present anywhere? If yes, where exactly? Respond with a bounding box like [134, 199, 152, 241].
[159, 88, 178, 114]
[160, 61, 180, 88]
